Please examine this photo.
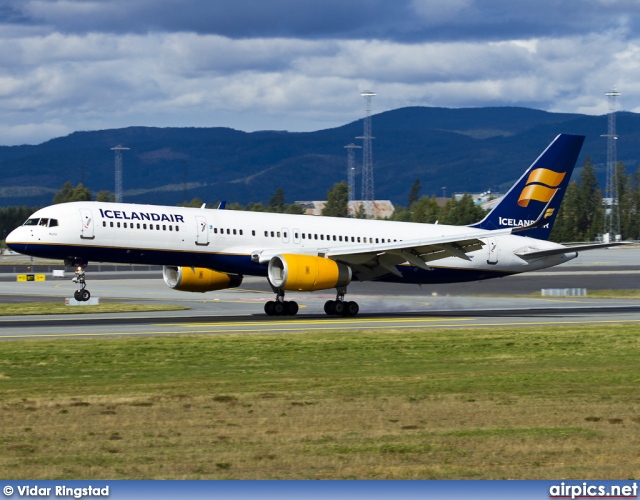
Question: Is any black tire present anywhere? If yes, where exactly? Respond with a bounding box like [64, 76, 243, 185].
[74, 290, 82, 301]
[346, 301, 359, 317]
[81, 290, 91, 301]
[273, 301, 285, 316]
[324, 300, 335, 315]
[264, 301, 275, 316]
[333, 301, 345, 315]
[286, 301, 299, 316]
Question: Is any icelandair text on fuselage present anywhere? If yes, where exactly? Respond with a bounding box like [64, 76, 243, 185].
[6, 485, 109, 498]
[99, 208, 184, 223]
[499, 217, 549, 228]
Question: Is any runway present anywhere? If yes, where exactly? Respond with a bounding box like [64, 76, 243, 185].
[0, 247, 639, 339]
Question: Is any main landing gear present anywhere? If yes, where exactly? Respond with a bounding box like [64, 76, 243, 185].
[264, 290, 299, 316]
[324, 288, 359, 317]
[66, 259, 91, 302]
[263, 287, 359, 317]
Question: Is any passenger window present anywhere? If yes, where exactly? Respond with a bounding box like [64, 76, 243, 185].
[240, 229, 243, 235]
[162, 225, 166, 231]
[175, 226, 179, 232]
[137, 223, 140, 229]
[143, 224, 147, 229]
[339, 236, 342, 241]
[252, 230, 256, 236]
[264, 231, 268, 237]
[233, 229, 237, 235]
[214, 228, 218, 234]
[227, 229, 230, 235]
[321, 235, 324, 240]
[110, 222, 114, 227]
[103, 221, 106, 227]
[156, 224, 160, 230]
[124, 223, 127, 228]
[271, 231, 275, 237]
[302, 234, 306, 239]
[169, 225, 173, 231]
[149, 224, 153, 230]
[277, 231, 281, 238]
[357, 237, 361, 243]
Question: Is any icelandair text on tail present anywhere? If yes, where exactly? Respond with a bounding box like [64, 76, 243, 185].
[550, 482, 637, 499]
[3, 485, 109, 499]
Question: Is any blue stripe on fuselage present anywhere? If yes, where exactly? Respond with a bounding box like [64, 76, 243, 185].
[8, 243, 511, 284]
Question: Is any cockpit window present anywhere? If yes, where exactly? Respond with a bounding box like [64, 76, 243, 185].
[23, 217, 58, 227]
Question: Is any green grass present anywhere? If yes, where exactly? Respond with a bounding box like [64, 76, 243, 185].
[0, 302, 189, 315]
[1, 325, 639, 479]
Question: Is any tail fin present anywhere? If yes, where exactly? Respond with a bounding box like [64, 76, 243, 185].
[470, 134, 585, 240]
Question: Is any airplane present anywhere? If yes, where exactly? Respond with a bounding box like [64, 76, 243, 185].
[5, 133, 622, 317]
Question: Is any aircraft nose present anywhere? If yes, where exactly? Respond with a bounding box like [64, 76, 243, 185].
[5, 227, 26, 253]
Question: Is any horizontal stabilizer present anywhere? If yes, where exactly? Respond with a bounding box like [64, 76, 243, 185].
[515, 242, 633, 259]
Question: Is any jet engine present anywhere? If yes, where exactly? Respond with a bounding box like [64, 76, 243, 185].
[163, 266, 243, 293]
[267, 254, 351, 291]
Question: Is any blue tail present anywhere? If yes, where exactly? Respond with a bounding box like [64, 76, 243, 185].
[470, 134, 585, 240]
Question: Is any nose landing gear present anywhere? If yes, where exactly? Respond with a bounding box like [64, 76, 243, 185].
[66, 259, 91, 302]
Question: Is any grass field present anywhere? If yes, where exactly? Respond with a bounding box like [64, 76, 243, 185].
[0, 303, 189, 316]
[1, 325, 639, 479]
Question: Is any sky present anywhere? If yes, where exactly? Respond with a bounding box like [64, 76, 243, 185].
[1, 0, 640, 146]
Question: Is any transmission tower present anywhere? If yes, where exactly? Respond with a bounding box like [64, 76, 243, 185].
[602, 89, 620, 243]
[111, 145, 130, 203]
[344, 144, 361, 209]
[357, 90, 376, 217]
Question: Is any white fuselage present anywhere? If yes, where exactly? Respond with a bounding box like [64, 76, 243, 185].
[6, 201, 576, 285]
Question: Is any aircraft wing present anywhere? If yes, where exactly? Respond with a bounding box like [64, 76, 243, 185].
[514, 241, 632, 259]
[323, 227, 514, 281]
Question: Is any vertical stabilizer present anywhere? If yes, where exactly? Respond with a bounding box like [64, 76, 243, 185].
[471, 134, 585, 240]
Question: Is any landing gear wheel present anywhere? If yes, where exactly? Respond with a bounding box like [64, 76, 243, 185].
[273, 301, 285, 316]
[286, 301, 299, 316]
[264, 301, 275, 316]
[324, 300, 336, 315]
[74, 290, 82, 301]
[333, 301, 345, 315]
[346, 301, 359, 317]
[81, 289, 91, 302]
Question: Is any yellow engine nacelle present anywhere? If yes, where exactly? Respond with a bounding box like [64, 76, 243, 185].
[268, 254, 351, 292]
[163, 266, 243, 293]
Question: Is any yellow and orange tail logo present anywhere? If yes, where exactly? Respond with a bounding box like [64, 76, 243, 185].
[517, 168, 566, 207]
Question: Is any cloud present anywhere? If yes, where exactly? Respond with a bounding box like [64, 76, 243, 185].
[0, 0, 639, 145]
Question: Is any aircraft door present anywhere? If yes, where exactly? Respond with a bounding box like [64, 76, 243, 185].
[195, 216, 209, 246]
[487, 237, 499, 264]
[282, 228, 290, 244]
[80, 209, 95, 239]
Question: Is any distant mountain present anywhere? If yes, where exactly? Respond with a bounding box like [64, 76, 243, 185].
[1, 106, 638, 208]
